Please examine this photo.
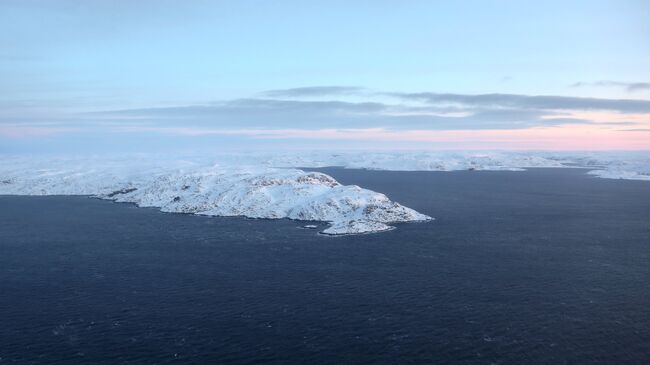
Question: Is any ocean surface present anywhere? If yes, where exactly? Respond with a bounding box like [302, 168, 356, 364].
[1, 168, 649, 364]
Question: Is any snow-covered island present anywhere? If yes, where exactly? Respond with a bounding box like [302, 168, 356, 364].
[0, 159, 431, 235]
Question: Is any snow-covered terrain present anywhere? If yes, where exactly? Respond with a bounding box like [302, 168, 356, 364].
[88, 151, 645, 180]
[549, 152, 650, 181]
[1, 151, 648, 235]
[218, 151, 649, 181]
[0, 157, 431, 235]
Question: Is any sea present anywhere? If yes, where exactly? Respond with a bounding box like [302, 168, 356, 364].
[1, 168, 649, 364]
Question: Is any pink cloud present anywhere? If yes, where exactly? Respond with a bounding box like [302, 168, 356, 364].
[116, 125, 650, 150]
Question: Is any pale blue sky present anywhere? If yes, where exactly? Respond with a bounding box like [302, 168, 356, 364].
[1, 0, 649, 152]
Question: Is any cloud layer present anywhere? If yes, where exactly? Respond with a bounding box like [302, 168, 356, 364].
[571, 81, 650, 93]
[81, 89, 650, 131]
[262, 86, 366, 98]
[389, 92, 650, 113]
[2, 87, 649, 151]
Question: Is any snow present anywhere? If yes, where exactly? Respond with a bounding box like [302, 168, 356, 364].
[1, 151, 648, 235]
[214, 151, 648, 181]
[547, 152, 650, 181]
[0, 157, 431, 235]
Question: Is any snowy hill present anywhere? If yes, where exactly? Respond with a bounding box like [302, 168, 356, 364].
[0, 159, 431, 235]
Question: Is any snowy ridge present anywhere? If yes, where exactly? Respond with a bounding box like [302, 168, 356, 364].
[0, 158, 431, 235]
[266, 152, 566, 171]
[551, 153, 650, 181]
[199, 151, 648, 181]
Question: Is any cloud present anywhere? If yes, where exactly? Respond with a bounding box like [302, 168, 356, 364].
[262, 86, 365, 97]
[91, 99, 389, 128]
[388, 92, 650, 113]
[570, 81, 650, 93]
[86, 97, 620, 131]
[6, 90, 649, 135]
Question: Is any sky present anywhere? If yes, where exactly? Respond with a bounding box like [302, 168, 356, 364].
[1, 0, 649, 153]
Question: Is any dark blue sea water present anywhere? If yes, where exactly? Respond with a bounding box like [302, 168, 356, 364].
[1, 168, 649, 364]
